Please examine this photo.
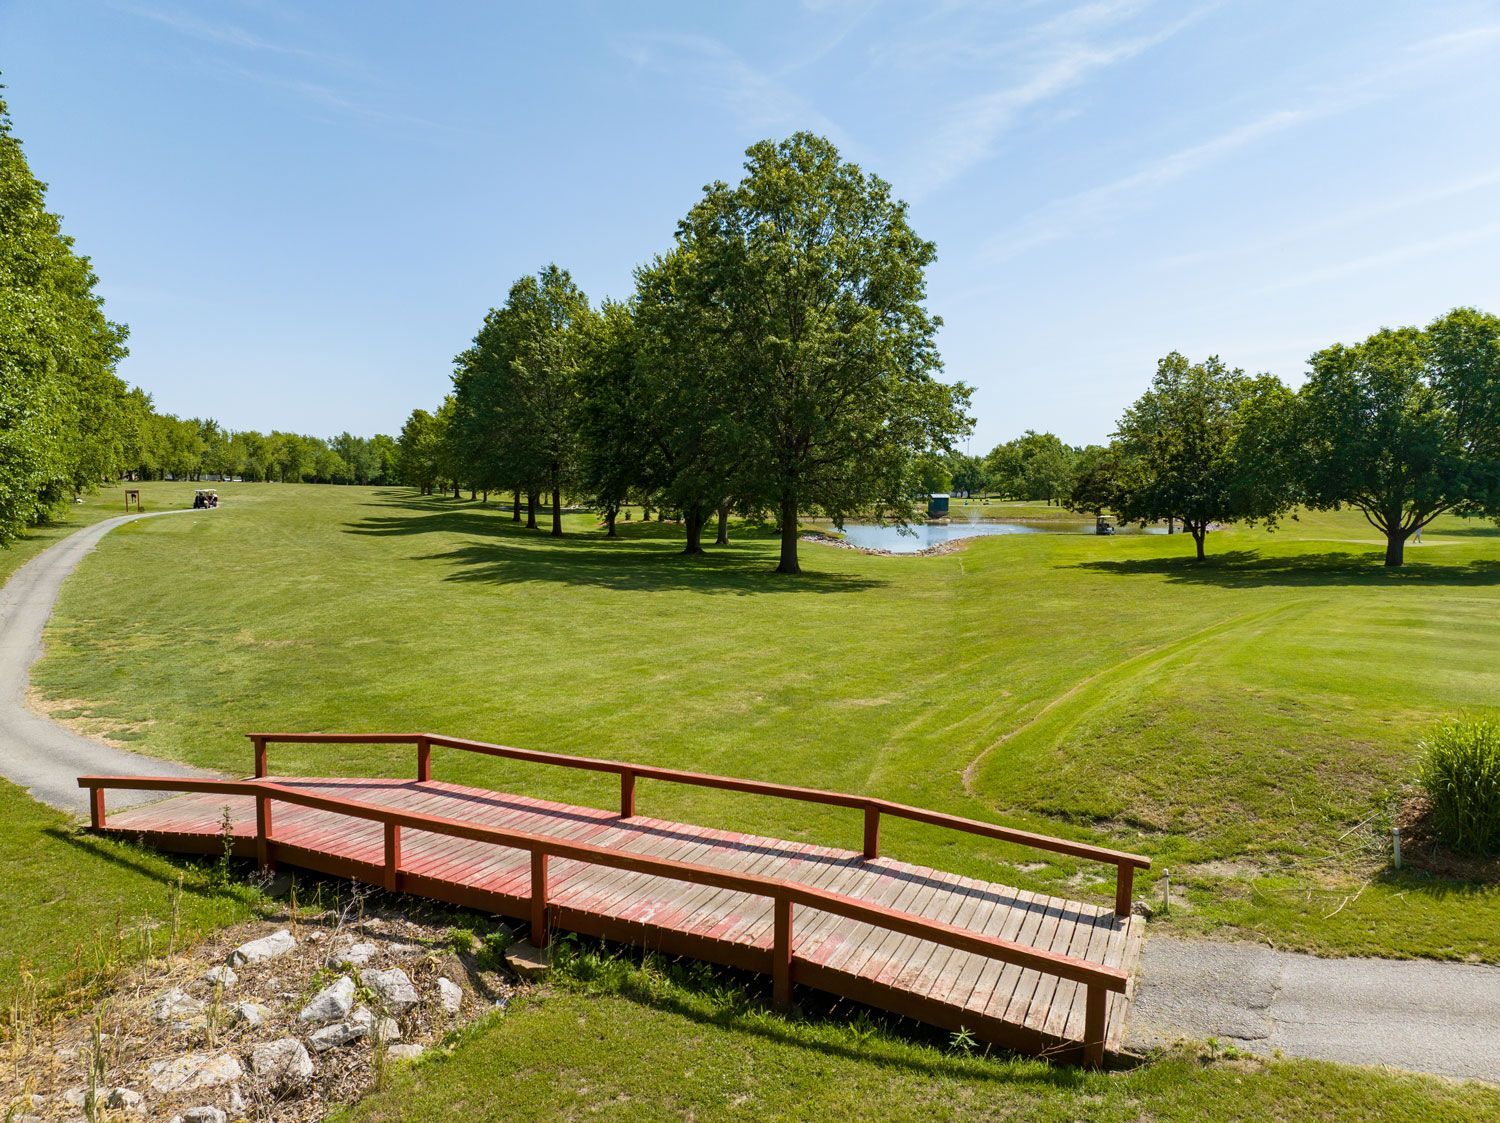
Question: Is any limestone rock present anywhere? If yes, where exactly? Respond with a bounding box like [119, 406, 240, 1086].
[434, 976, 463, 1015]
[202, 965, 237, 989]
[232, 1001, 272, 1029]
[153, 987, 206, 1024]
[308, 1006, 374, 1051]
[373, 1015, 402, 1043]
[228, 929, 296, 967]
[104, 1087, 143, 1112]
[504, 941, 552, 980]
[326, 940, 377, 969]
[360, 967, 419, 1013]
[249, 1037, 314, 1087]
[148, 1053, 243, 1094]
[181, 1109, 227, 1123]
[385, 1043, 425, 1062]
[298, 975, 355, 1023]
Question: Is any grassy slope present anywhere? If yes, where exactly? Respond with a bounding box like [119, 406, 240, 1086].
[0, 481, 203, 586]
[336, 953, 1500, 1123]
[0, 484, 254, 1003]
[0, 776, 254, 1004]
[28, 483, 1500, 959]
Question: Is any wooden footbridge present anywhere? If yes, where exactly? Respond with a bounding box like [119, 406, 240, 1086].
[80, 733, 1149, 1066]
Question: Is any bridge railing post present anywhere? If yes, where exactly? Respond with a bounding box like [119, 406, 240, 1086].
[383, 823, 402, 891]
[252, 735, 268, 778]
[255, 793, 274, 871]
[1083, 983, 1106, 1068]
[620, 769, 636, 818]
[772, 896, 793, 1010]
[416, 735, 431, 783]
[1114, 863, 1134, 918]
[530, 850, 550, 947]
[862, 805, 880, 859]
[88, 785, 106, 829]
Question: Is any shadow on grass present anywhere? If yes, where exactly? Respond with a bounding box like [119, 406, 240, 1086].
[1074, 550, 1500, 588]
[44, 826, 247, 906]
[345, 496, 884, 595]
[558, 944, 1109, 1084]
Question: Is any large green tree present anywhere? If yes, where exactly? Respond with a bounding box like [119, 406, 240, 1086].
[671, 133, 971, 573]
[1299, 308, 1500, 566]
[574, 299, 648, 538]
[1112, 353, 1297, 559]
[0, 94, 131, 541]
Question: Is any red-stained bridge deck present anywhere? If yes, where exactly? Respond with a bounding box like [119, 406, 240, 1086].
[96, 775, 1143, 1060]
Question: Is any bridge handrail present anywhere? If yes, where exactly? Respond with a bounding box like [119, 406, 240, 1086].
[244, 731, 1150, 917]
[78, 774, 1127, 1005]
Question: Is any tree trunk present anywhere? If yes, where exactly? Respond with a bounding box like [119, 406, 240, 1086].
[657, 508, 666, 522]
[551, 481, 563, 537]
[683, 502, 706, 555]
[1167, 516, 1175, 534]
[715, 500, 730, 546]
[777, 494, 800, 574]
[641, 505, 650, 522]
[1385, 530, 1407, 567]
[605, 504, 618, 538]
[526, 490, 538, 529]
[512, 488, 521, 522]
[1189, 522, 1206, 560]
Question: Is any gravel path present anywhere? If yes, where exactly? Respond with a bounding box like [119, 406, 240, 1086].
[1127, 936, 1500, 1084]
[0, 510, 213, 814]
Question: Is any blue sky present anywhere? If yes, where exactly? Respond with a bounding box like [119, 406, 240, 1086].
[4, 1, 1499, 449]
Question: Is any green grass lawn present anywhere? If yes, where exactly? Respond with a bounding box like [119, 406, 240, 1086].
[335, 947, 1500, 1123]
[23, 482, 1500, 962]
[0, 776, 255, 1007]
[0, 480, 203, 586]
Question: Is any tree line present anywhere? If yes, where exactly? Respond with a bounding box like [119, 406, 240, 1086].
[961, 311, 1500, 566]
[398, 132, 974, 574]
[0, 94, 399, 545]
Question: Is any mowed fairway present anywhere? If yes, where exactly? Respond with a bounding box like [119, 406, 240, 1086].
[34, 484, 1500, 959]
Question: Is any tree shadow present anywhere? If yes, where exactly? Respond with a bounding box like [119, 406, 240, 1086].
[345, 495, 884, 595]
[1073, 550, 1500, 588]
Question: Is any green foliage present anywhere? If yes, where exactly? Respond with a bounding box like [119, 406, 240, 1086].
[1110, 353, 1297, 558]
[673, 133, 972, 572]
[0, 93, 131, 541]
[1418, 716, 1500, 857]
[984, 431, 1076, 503]
[1299, 309, 1500, 567]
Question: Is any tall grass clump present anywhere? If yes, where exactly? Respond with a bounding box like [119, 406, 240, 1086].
[1418, 716, 1500, 856]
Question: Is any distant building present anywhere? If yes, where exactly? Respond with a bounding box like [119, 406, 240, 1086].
[927, 493, 950, 518]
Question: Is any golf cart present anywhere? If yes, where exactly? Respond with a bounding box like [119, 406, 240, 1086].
[1095, 515, 1116, 536]
[193, 489, 219, 509]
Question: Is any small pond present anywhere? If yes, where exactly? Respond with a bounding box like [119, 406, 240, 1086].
[834, 521, 1047, 553]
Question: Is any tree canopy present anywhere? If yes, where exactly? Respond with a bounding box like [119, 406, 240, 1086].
[1109, 353, 1296, 559]
[1299, 309, 1500, 566]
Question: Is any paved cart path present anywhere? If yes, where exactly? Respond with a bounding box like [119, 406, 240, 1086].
[0, 510, 212, 813]
[1128, 936, 1500, 1084]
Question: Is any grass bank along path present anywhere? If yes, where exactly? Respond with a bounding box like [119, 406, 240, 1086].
[28, 486, 1500, 962]
[0, 508, 213, 812]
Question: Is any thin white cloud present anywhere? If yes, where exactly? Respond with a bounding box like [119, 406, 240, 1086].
[901, 3, 1213, 198]
[617, 32, 849, 146]
[1259, 220, 1500, 293]
[110, 1, 356, 71]
[982, 21, 1500, 260]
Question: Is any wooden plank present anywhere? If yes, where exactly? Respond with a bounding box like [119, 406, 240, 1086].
[93, 774, 1139, 1064]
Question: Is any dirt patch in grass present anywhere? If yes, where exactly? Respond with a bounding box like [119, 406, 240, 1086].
[1392, 791, 1500, 883]
[25, 688, 154, 749]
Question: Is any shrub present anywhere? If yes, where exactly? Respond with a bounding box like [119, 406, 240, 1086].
[1417, 717, 1500, 856]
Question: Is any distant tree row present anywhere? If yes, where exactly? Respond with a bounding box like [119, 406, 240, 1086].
[1061, 310, 1500, 565]
[127, 410, 399, 486]
[0, 95, 399, 546]
[398, 133, 973, 574]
